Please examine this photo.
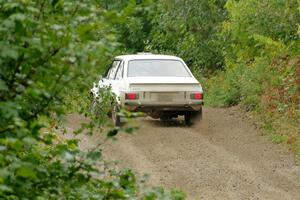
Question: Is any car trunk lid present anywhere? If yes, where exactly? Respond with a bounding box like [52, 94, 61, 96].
[127, 77, 202, 102]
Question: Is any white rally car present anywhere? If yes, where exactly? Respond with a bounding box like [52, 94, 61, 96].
[91, 53, 204, 125]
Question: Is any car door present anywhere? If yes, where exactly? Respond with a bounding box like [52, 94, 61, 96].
[110, 60, 124, 99]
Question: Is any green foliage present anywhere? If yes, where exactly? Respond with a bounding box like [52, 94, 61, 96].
[148, 0, 227, 72]
[102, 0, 228, 71]
[2, 0, 299, 197]
[0, 0, 185, 199]
[98, 0, 155, 53]
[223, 0, 299, 63]
[206, 58, 273, 109]
[205, 0, 300, 155]
[207, 0, 300, 110]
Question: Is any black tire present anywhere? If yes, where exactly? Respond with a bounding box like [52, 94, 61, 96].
[185, 108, 203, 126]
[111, 104, 121, 127]
[184, 113, 192, 125]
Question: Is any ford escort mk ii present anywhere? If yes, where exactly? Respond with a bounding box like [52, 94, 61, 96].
[91, 53, 204, 125]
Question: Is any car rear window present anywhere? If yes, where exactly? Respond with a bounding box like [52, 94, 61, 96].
[127, 59, 191, 77]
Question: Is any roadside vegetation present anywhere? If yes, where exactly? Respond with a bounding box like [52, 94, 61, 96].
[1, 0, 299, 199]
[205, 0, 300, 155]
[0, 1, 184, 199]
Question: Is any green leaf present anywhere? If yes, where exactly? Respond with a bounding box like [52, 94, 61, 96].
[0, 185, 13, 193]
[1, 48, 19, 60]
[0, 145, 7, 151]
[16, 166, 37, 180]
[0, 79, 8, 91]
[5, 138, 23, 151]
[10, 13, 26, 21]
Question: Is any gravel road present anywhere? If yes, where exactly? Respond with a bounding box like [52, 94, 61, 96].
[64, 107, 300, 200]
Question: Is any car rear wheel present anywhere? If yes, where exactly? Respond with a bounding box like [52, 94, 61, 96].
[184, 108, 203, 126]
[184, 113, 192, 125]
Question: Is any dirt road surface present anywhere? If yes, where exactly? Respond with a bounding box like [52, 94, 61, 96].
[65, 107, 300, 200]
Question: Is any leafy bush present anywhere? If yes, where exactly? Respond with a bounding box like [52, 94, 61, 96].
[0, 0, 185, 199]
[147, 0, 227, 72]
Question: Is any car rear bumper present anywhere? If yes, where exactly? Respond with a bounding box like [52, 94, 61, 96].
[124, 100, 204, 112]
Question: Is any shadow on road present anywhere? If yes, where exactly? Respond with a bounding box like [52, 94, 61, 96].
[141, 117, 189, 128]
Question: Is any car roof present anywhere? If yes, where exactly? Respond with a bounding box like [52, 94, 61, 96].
[115, 54, 183, 61]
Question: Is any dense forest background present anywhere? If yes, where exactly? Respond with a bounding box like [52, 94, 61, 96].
[0, 0, 299, 199]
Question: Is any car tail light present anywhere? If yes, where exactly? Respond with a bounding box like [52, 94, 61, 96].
[190, 92, 203, 100]
[125, 93, 139, 100]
